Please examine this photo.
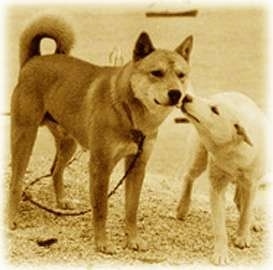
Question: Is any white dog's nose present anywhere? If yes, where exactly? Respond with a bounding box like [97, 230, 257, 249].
[183, 94, 193, 104]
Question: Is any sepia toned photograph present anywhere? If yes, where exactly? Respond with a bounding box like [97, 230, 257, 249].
[1, 0, 272, 268]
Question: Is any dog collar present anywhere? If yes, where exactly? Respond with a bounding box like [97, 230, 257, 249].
[122, 101, 145, 148]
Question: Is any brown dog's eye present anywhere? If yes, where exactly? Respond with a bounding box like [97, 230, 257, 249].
[177, 72, 185, 79]
[211, 106, 220, 115]
[150, 70, 164, 78]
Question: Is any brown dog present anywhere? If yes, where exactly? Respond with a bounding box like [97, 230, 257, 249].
[8, 15, 193, 253]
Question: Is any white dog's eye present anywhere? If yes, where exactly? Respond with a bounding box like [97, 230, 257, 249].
[150, 70, 164, 78]
[177, 72, 185, 79]
[211, 106, 220, 115]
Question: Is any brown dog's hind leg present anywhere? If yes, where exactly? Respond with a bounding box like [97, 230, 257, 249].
[46, 121, 77, 209]
[8, 83, 44, 230]
[177, 143, 208, 220]
[8, 123, 39, 229]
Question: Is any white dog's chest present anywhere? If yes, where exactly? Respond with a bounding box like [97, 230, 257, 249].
[209, 151, 256, 182]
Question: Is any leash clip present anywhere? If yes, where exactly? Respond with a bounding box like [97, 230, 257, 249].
[130, 129, 145, 152]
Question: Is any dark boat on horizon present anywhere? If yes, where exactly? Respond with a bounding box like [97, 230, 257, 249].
[146, 9, 198, 17]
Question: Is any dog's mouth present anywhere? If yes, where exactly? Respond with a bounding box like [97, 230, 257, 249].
[154, 99, 161, 105]
[185, 112, 200, 123]
[154, 99, 177, 107]
[181, 106, 200, 123]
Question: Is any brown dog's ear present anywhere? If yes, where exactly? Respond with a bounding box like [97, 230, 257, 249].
[133, 32, 155, 61]
[175, 35, 193, 62]
[234, 123, 253, 146]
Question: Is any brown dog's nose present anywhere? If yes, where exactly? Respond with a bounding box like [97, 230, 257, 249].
[168, 89, 181, 105]
[183, 94, 193, 104]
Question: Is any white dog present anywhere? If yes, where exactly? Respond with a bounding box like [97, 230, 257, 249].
[176, 91, 267, 264]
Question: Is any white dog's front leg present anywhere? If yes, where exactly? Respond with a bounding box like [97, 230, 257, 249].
[209, 164, 230, 265]
[177, 143, 207, 220]
[234, 182, 256, 248]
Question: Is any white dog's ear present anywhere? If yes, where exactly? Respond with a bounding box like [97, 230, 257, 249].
[133, 32, 155, 61]
[234, 123, 253, 146]
[175, 35, 193, 62]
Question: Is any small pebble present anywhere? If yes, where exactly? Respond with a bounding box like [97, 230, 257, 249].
[37, 237, 58, 247]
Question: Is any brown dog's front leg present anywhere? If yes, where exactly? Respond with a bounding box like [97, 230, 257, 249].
[124, 139, 154, 251]
[89, 156, 114, 254]
[124, 156, 146, 251]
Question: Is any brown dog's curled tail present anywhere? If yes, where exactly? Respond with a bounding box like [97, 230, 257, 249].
[19, 15, 74, 67]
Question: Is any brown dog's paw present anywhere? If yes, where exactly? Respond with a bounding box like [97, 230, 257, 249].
[96, 240, 116, 255]
[176, 201, 190, 220]
[234, 235, 251, 249]
[124, 237, 149, 252]
[57, 199, 75, 210]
